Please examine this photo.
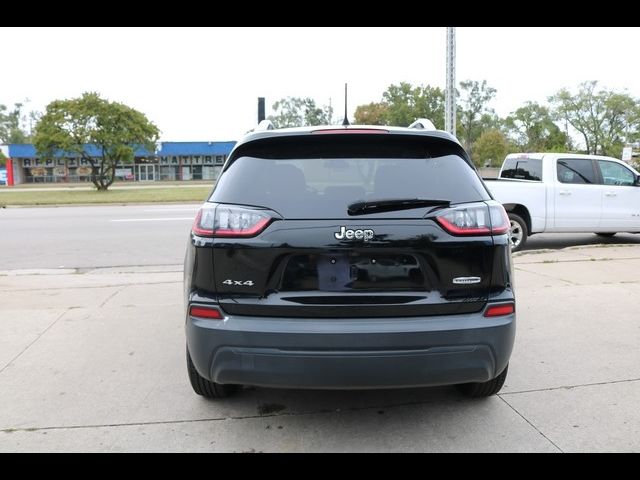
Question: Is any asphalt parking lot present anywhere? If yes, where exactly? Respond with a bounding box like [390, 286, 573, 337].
[1, 245, 640, 452]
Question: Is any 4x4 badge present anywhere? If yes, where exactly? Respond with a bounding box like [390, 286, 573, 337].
[334, 226, 374, 241]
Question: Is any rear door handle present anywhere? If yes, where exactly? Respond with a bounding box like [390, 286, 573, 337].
[605, 192, 617, 197]
[559, 190, 572, 196]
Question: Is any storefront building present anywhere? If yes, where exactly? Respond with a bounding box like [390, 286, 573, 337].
[0, 141, 236, 185]
[156, 142, 236, 181]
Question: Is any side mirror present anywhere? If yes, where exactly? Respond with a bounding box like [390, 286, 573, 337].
[636, 175, 640, 186]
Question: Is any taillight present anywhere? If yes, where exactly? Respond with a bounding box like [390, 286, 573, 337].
[488, 204, 510, 235]
[191, 204, 274, 238]
[436, 203, 509, 236]
[484, 303, 515, 317]
[189, 305, 224, 320]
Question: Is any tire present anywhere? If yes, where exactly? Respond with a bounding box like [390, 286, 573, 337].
[507, 213, 528, 252]
[596, 232, 616, 238]
[187, 347, 239, 399]
[456, 364, 509, 398]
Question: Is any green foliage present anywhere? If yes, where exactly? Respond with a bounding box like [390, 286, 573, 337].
[354, 102, 389, 125]
[457, 80, 498, 154]
[0, 102, 31, 144]
[268, 97, 334, 128]
[353, 82, 444, 128]
[33, 92, 159, 191]
[472, 129, 514, 167]
[382, 83, 445, 128]
[505, 102, 571, 152]
[549, 81, 640, 157]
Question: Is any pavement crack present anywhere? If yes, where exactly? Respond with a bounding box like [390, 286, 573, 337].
[501, 376, 640, 396]
[516, 256, 640, 265]
[99, 286, 127, 308]
[0, 309, 69, 375]
[498, 394, 564, 453]
[0, 397, 454, 434]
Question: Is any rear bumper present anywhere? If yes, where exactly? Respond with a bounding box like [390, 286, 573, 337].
[186, 311, 515, 390]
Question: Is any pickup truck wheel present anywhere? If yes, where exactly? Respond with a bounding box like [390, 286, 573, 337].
[457, 364, 508, 398]
[508, 214, 527, 252]
[596, 233, 616, 238]
[187, 347, 239, 399]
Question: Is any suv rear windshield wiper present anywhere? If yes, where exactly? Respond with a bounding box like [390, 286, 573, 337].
[347, 198, 450, 216]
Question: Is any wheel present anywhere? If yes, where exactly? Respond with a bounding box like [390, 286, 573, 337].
[187, 347, 239, 399]
[507, 213, 528, 252]
[457, 364, 509, 398]
[596, 232, 616, 238]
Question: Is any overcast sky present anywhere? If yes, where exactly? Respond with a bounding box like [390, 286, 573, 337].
[2, 27, 639, 142]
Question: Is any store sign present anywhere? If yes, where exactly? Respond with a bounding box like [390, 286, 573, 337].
[76, 166, 93, 176]
[622, 147, 633, 162]
[0, 168, 6, 185]
[22, 158, 96, 168]
[30, 167, 47, 176]
[53, 166, 68, 177]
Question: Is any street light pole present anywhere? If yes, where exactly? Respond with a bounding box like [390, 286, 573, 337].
[445, 27, 456, 136]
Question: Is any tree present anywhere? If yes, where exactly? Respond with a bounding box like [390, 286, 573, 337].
[472, 129, 513, 168]
[457, 80, 497, 154]
[33, 92, 159, 191]
[0, 102, 31, 144]
[549, 81, 640, 157]
[354, 102, 389, 125]
[382, 82, 445, 128]
[353, 83, 444, 128]
[268, 97, 333, 128]
[505, 102, 570, 152]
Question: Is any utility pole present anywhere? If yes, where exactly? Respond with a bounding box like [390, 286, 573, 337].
[445, 27, 456, 136]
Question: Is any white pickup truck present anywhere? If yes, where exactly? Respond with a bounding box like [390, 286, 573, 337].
[484, 153, 640, 251]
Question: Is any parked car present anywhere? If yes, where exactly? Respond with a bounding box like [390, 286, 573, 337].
[184, 122, 515, 399]
[485, 153, 640, 251]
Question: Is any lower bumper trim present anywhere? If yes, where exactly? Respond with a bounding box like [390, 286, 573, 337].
[211, 345, 496, 389]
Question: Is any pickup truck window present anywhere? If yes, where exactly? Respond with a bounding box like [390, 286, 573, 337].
[557, 159, 597, 184]
[597, 160, 635, 186]
[500, 158, 542, 181]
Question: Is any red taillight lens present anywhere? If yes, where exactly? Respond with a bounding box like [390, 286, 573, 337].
[191, 204, 273, 238]
[191, 206, 216, 237]
[484, 303, 515, 317]
[189, 305, 224, 320]
[436, 203, 509, 236]
[489, 204, 510, 235]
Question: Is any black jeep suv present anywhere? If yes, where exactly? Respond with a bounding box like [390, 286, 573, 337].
[184, 124, 515, 399]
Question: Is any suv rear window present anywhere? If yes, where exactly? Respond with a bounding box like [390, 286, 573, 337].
[210, 135, 490, 219]
[500, 158, 542, 181]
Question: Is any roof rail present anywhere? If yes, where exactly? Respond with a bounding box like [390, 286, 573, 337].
[256, 119, 275, 131]
[408, 118, 436, 131]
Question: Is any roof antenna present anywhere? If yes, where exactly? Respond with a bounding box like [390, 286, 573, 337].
[342, 83, 350, 126]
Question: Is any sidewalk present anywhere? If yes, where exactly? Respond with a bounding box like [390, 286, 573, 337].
[1, 245, 639, 452]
